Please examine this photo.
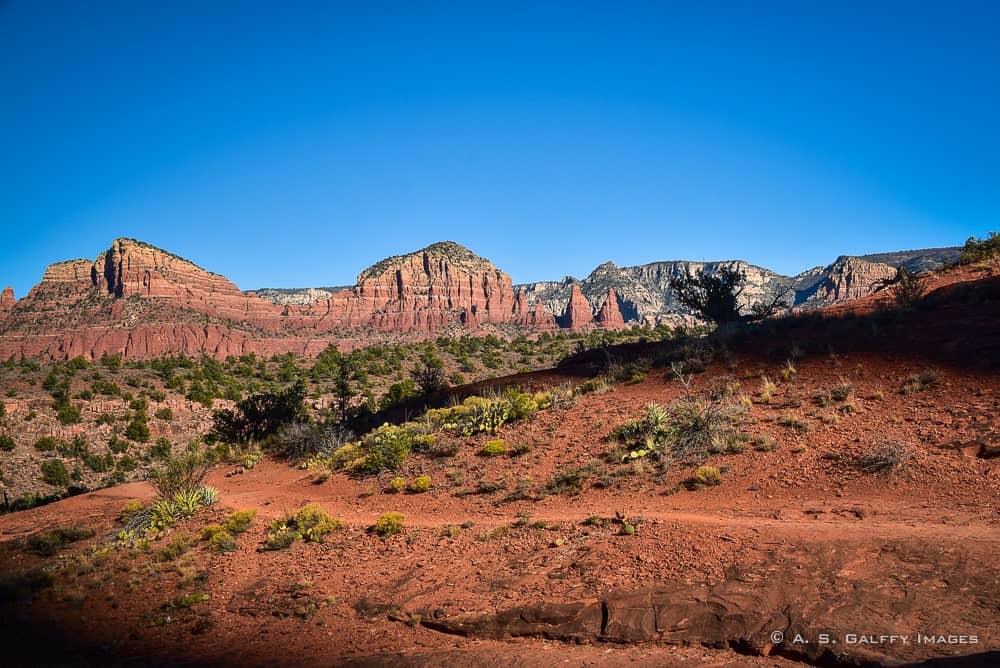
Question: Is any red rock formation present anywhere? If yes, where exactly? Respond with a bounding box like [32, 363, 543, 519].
[560, 284, 593, 329]
[594, 288, 626, 329]
[512, 289, 558, 329]
[807, 257, 897, 305]
[0, 287, 14, 312]
[0, 238, 542, 360]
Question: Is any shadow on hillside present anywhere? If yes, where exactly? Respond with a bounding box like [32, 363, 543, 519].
[357, 275, 999, 434]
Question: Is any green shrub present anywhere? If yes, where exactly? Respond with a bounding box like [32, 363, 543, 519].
[125, 416, 150, 442]
[667, 398, 746, 459]
[959, 232, 1000, 264]
[0, 434, 14, 451]
[208, 530, 238, 553]
[389, 476, 407, 493]
[373, 512, 405, 537]
[108, 434, 129, 453]
[481, 439, 507, 457]
[158, 534, 195, 561]
[261, 526, 298, 551]
[408, 475, 432, 493]
[225, 509, 257, 534]
[150, 437, 172, 460]
[348, 424, 416, 473]
[150, 452, 208, 499]
[34, 436, 61, 452]
[40, 459, 70, 487]
[84, 452, 114, 472]
[261, 504, 340, 550]
[210, 381, 307, 445]
[200, 524, 228, 541]
[56, 403, 82, 425]
[27, 527, 95, 556]
[154, 407, 174, 421]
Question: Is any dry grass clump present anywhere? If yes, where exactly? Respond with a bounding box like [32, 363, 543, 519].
[858, 441, 912, 474]
[900, 371, 939, 395]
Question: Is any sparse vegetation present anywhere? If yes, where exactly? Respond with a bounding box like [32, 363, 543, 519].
[693, 465, 722, 487]
[959, 231, 1000, 264]
[262, 504, 341, 550]
[901, 371, 939, 395]
[858, 441, 912, 474]
[373, 512, 405, 537]
[481, 439, 507, 456]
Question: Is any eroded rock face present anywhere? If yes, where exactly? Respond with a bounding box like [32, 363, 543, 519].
[559, 284, 593, 329]
[798, 256, 898, 306]
[594, 288, 626, 329]
[512, 289, 558, 329]
[0, 239, 535, 360]
[411, 541, 998, 667]
[0, 287, 14, 312]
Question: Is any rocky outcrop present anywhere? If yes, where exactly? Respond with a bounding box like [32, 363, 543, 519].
[512, 289, 557, 329]
[0, 239, 534, 360]
[797, 256, 898, 306]
[0, 287, 14, 312]
[594, 288, 626, 329]
[518, 250, 948, 327]
[559, 284, 593, 329]
[0, 238, 959, 360]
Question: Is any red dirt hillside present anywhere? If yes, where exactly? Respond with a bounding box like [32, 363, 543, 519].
[0, 263, 997, 667]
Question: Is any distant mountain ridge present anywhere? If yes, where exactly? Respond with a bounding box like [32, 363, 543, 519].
[0, 238, 961, 360]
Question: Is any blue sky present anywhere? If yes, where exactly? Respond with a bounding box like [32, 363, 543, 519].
[2, 1, 997, 297]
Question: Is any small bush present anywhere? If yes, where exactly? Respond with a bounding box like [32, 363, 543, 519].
[373, 512, 405, 537]
[546, 468, 588, 496]
[668, 398, 747, 459]
[27, 527, 95, 556]
[408, 475, 432, 493]
[125, 416, 150, 442]
[208, 530, 238, 553]
[158, 534, 195, 561]
[56, 403, 82, 425]
[154, 407, 174, 421]
[389, 476, 407, 493]
[225, 509, 257, 534]
[693, 465, 722, 486]
[858, 441, 911, 474]
[829, 384, 854, 402]
[0, 434, 14, 452]
[758, 376, 777, 404]
[261, 504, 340, 550]
[261, 526, 298, 551]
[481, 439, 507, 457]
[150, 437, 172, 460]
[777, 415, 812, 432]
[901, 371, 939, 395]
[34, 436, 60, 452]
[40, 459, 70, 487]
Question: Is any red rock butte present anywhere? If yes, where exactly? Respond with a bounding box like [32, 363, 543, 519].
[0, 238, 570, 360]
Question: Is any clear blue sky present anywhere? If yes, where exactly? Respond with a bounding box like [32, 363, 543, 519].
[2, 1, 997, 297]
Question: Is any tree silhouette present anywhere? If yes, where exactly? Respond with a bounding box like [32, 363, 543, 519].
[670, 267, 790, 325]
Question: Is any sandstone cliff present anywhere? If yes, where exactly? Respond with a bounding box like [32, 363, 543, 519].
[0, 239, 555, 360]
[559, 284, 594, 329]
[0, 287, 14, 313]
[594, 288, 626, 329]
[516, 248, 955, 327]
